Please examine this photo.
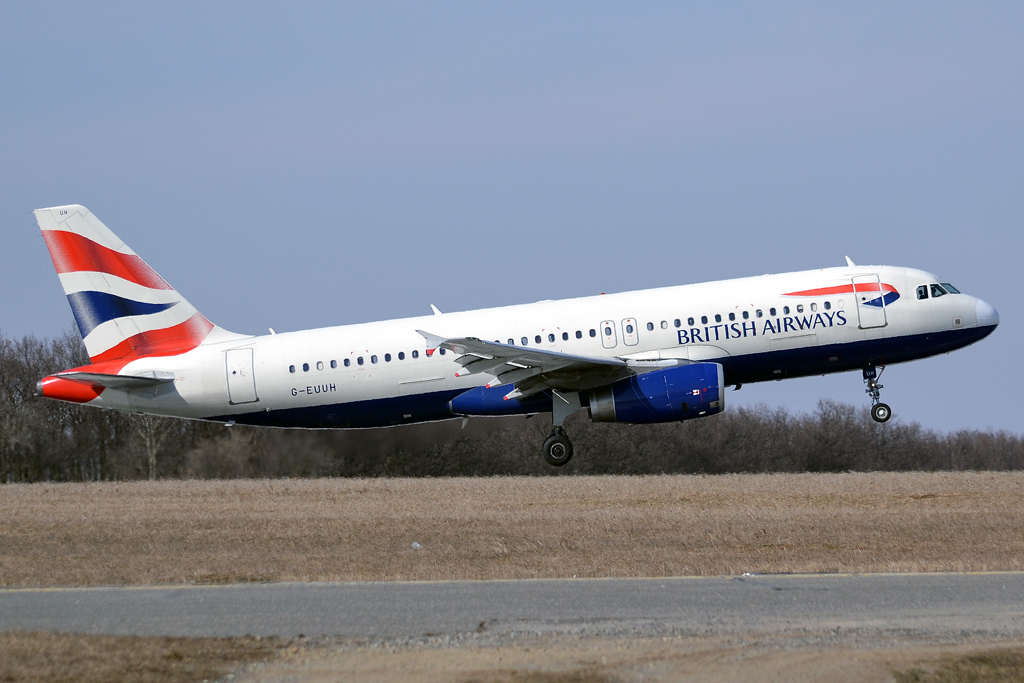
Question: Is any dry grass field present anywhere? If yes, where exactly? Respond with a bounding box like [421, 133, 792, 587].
[1, 471, 1022, 586]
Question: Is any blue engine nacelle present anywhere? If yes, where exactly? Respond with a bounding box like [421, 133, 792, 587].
[586, 362, 725, 424]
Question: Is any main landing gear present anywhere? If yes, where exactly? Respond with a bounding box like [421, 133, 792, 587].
[541, 426, 574, 467]
[863, 366, 891, 423]
[540, 391, 582, 467]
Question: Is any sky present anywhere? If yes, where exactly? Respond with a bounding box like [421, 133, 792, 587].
[1, 2, 1021, 433]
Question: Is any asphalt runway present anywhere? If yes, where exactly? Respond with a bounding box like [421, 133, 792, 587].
[1, 573, 1022, 640]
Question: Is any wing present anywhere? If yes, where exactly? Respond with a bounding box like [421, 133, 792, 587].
[416, 330, 682, 401]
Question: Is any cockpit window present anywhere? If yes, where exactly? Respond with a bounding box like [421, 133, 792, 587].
[930, 284, 948, 298]
[917, 285, 928, 300]
[941, 282, 960, 294]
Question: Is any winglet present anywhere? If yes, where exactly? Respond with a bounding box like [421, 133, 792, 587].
[845, 256, 856, 267]
[415, 329, 446, 357]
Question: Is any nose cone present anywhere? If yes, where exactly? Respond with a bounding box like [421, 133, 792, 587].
[976, 299, 999, 328]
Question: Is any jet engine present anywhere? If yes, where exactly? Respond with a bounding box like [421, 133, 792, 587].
[586, 362, 724, 424]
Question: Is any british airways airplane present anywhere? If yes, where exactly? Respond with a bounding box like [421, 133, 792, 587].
[34, 205, 999, 466]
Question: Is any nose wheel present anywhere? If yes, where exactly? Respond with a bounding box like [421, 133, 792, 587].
[863, 367, 891, 423]
[541, 426, 574, 467]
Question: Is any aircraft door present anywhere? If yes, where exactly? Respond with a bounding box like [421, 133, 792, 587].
[600, 320, 618, 349]
[622, 318, 639, 346]
[225, 348, 259, 404]
[852, 275, 888, 329]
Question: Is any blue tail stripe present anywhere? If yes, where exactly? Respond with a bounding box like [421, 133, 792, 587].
[67, 291, 178, 337]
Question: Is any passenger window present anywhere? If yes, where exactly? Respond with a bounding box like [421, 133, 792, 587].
[714, 314, 722, 323]
[535, 335, 542, 344]
[701, 316, 708, 324]
[412, 350, 419, 359]
[508, 338, 515, 345]
[576, 330, 582, 339]
[931, 284, 947, 298]
[522, 337, 528, 345]
[646, 322, 654, 331]
[357, 357, 364, 366]
[770, 308, 776, 316]
[941, 282, 961, 294]
[398, 352, 405, 360]
[344, 359, 351, 367]
[796, 305, 804, 313]
[562, 332, 569, 341]
[674, 319, 681, 328]
[316, 361, 324, 371]
[439, 349, 446, 355]
[742, 311, 749, 319]
[756, 309, 763, 318]
[728, 313, 735, 321]
[302, 363, 309, 372]
[289, 365, 295, 373]
[604, 326, 612, 336]
[384, 353, 391, 362]
[330, 360, 337, 369]
[661, 321, 668, 329]
[810, 303, 817, 312]
[917, 286, 928, 300]
[688, 317, 695, 326]
[824, 302, 831, 310]
[626, 324, 633, 333]
[371, 355, 378, 364]
[590, 329, 597, 337]
[548, 333, 555, 342]
[783, 306, 790, 315]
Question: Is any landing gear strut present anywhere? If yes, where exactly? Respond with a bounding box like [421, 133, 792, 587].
[863, 366, 891, 423]
[541, 426, 574, 467]
[540, 391, 582, 467]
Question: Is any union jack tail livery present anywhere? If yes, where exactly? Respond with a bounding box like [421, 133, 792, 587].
[34, 205, 230, 364]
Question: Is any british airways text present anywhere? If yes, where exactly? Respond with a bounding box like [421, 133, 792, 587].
[677, 311, 847, 345]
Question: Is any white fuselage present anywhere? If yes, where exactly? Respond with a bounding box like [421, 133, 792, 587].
[89, 264, 996, 428]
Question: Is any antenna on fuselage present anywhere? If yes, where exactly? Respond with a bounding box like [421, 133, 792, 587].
[845, 256, 856, 267]
[430, 304, 443, 315]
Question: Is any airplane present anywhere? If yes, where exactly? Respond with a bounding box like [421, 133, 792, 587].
[33, 205, 999, 466]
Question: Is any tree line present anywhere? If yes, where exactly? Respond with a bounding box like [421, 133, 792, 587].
[2, 329, 1021, 482]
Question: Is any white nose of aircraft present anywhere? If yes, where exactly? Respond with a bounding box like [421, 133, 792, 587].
[976, 298, 999, 327]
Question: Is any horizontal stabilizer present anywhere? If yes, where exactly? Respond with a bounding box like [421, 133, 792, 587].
[55, 370, 175, 388]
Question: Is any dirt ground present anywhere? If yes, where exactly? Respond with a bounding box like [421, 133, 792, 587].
[3, 472, 1024, 682]
[239, 636, 1024, 683]
[1, 472, 1022, 586]
[1, 631, 1021, 683]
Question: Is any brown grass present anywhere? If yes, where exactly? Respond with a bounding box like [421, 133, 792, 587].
[894, 648, 1024, 683]
[0, 631, 293, 683]
[1, 472, 1023, 586]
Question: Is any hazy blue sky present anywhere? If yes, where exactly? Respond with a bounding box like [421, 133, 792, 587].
[2, 3, 1021, 432]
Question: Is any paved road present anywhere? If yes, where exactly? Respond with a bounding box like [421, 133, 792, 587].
[1, 573, 1022, 639]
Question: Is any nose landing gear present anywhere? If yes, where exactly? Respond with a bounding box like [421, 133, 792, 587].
[863, 366, 891, 423]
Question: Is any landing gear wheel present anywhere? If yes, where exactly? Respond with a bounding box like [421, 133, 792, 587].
[871, 402, 892, 423]
[541, 429, 574, 467]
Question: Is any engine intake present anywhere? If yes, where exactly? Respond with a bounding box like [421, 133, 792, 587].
[587, 362, 724, 423]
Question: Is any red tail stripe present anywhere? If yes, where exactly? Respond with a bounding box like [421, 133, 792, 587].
[90, 312, 214, 363]
[784, 283, 897, 297]
[42, 230, 172, 290]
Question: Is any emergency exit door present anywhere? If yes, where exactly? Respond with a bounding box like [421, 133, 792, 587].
[225, 348, 259, 404]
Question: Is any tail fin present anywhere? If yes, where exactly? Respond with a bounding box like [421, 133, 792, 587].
[34, 204, 240, 363]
